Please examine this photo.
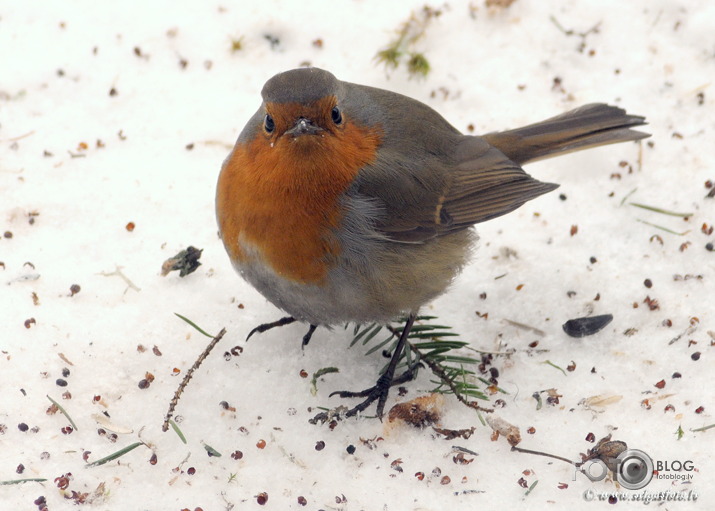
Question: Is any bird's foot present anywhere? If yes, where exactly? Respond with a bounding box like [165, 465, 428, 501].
[309, 366, 416, 424]
[246, 316, 318, 349]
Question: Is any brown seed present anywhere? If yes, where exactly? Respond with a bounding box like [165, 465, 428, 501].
[517, 477, 528, 488]
[527, 427, 536, 434]
[654, 379, 666, 389]
[149, 453, 158, 465]
[644, 279, 652, 288]
[695, 406, 705, 414]
[231, 450, 243, 460]
[664, 404, 675, 413]
[256, 492, 268, 505]
[570, 225, 578, 236]
[440, 476, 451, 485]
[187, 467, 196, 475]
[152, 345, 162, 356]
[297, 496, 307, 506]
[585, 432, 596, 442]
[256, 439, 266, 449]
[125, 221, 135, 232]
[24, 318, 36, 329]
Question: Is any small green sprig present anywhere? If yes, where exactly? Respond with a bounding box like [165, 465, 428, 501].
[375, 6, 442, 79]
[350, 315, 493, 413]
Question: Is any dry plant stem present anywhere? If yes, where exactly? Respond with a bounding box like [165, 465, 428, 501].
[511, 445, 577, 466]
[162, 327, 227, 432]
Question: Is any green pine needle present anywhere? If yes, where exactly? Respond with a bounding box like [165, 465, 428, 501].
[0, 478, 48, 485]
[85, 441, 145, 468]
[169, 419, 187, 444]
[174, 313, 214, 338]
[47, 394, 78, 431]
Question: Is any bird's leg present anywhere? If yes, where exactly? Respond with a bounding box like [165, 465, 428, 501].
[302, 324, 318, 348]
[245, 316, 296, 341]
[329, 313, 418, 419]
[246, 316, 319, 350]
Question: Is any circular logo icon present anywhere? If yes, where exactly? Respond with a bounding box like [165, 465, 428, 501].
[615, 449, 654, 490]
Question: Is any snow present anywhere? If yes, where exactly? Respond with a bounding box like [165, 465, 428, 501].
[1, 0, 713, 509]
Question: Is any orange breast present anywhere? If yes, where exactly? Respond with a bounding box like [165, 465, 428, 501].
[216, 120, 382, 284]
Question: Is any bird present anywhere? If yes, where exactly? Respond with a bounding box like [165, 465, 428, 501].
[216, 67, 648, 420]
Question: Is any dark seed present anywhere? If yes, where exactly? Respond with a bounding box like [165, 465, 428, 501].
[56, 378, 68, 387]
[346, 445, 356, 454]
[562, 314, 613, 338]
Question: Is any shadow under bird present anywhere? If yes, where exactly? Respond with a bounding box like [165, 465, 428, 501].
[216, 67, 649, 419]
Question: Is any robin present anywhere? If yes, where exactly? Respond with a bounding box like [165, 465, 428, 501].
[216, 67, 648, 420]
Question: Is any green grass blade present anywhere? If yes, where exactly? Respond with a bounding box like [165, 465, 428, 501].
[174, 313, 213, 338]
[47, 394, 78, 431]
[85, 441, 144, 468]
[169, 419, 187, 444]
[0, 478, 48, 485]
[629, 202, 693, 217]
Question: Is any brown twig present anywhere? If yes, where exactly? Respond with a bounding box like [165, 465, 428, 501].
[162, 327, 227, 432]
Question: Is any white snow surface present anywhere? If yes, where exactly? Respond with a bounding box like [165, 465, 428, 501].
[1, 1, 713, 509]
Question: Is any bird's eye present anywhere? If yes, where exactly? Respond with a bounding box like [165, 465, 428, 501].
[331, 106, 343, 125]
[264, 114, 275, 134]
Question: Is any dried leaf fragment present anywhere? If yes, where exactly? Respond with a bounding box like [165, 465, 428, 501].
[161, 246, 203, 277]
[486, 415, 521, 446]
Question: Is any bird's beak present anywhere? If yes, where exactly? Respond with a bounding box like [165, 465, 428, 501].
[285, 117, 323, 137]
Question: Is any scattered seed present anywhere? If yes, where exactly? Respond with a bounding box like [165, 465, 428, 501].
[586, 432, 596, 442]
[695, 406, 705, 414]
[24, 318, 36, 329]
[664, 404, 675, 413]
[137, 379, 150, 389]
[125, 222, 135, 232]
[655, 379, 666, 389]
[256, 492, 268, 505]
[187, 467, 196, 475]
[18, 423, 29, 432]
[672, 372, 682, 378]
[315, 441, 325, 451]
[644, 279, 652, 288]
[346, 445, 356, 455]
[149, 453, 157, 465]
[230, 450, 243, 460]
[256, 439, 266, 449]
[562, 314, 613, 337]
[691, 352, 701, 361]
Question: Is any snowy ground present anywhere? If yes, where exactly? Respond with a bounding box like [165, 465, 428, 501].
[2, 1, 713, 509]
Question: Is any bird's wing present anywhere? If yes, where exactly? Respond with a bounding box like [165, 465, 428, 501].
[355, 135, 556, 243]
